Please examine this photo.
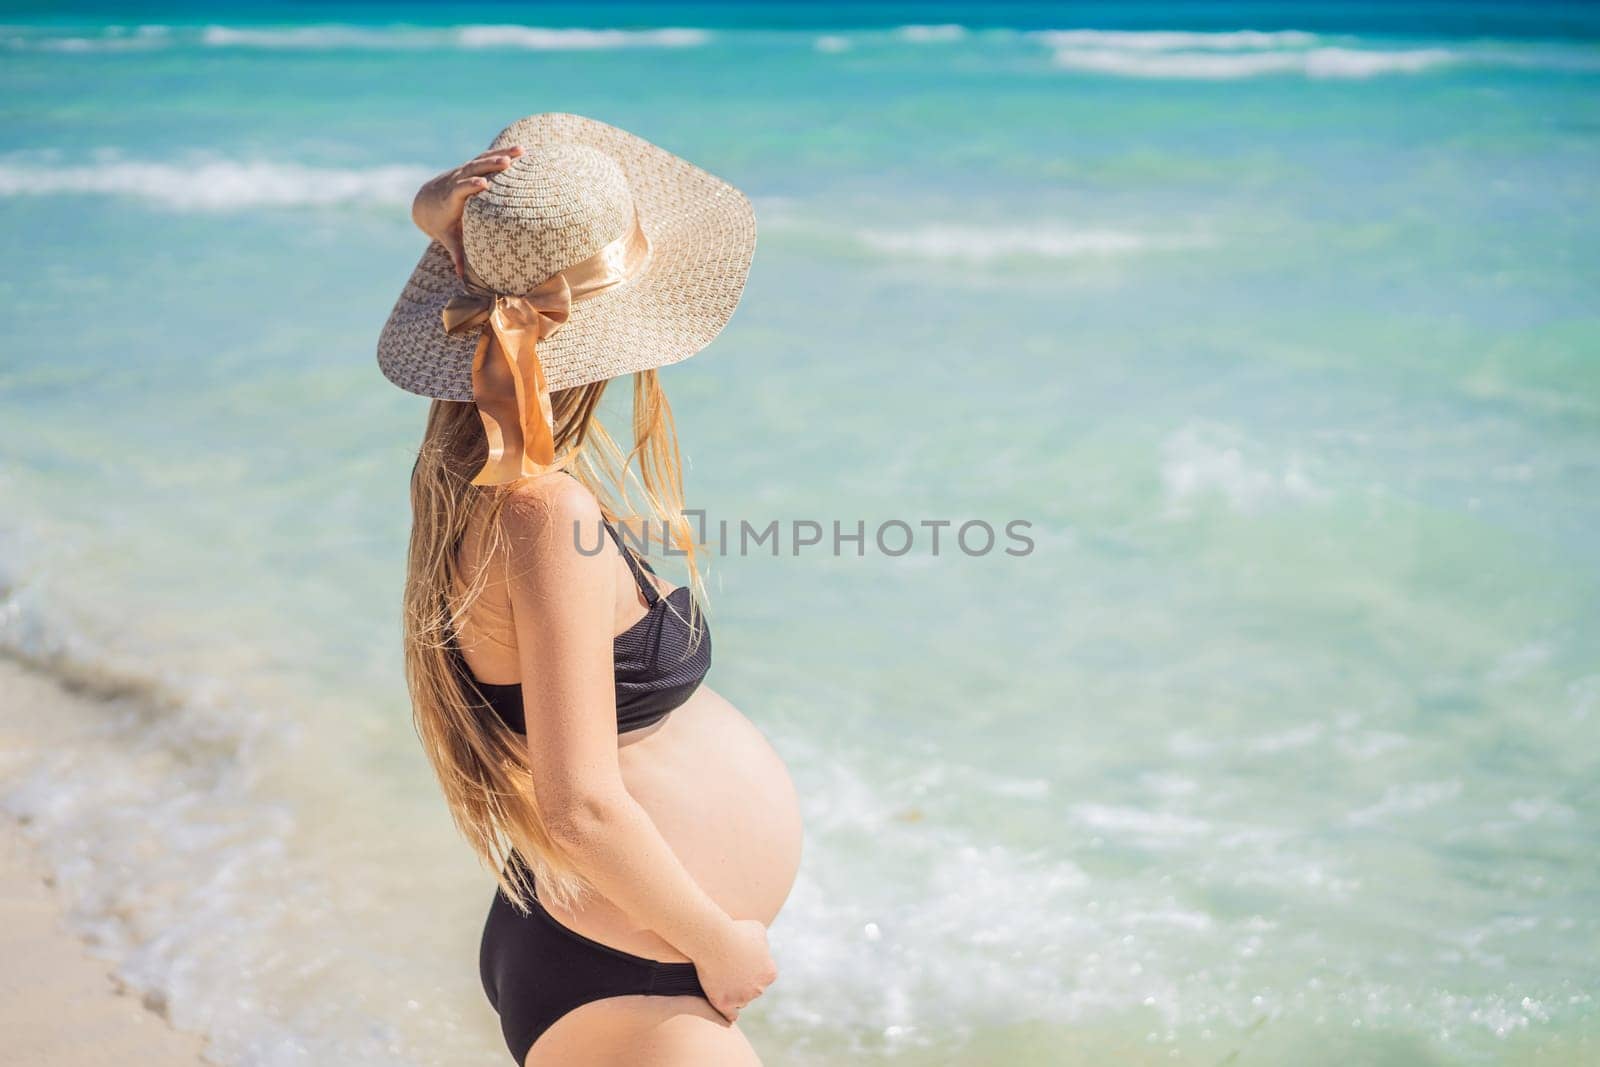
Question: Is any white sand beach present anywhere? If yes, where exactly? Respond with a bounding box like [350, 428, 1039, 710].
[0, 660, 210, 1067]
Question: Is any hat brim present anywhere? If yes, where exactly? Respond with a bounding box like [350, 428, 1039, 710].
[377, 112, 756, 402]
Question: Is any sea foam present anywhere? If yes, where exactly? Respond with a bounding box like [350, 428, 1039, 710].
[1161, 423, 1326, 516]
[4, 23, 715, 51]
[1052, 44, 1456, 79]
[454, 25, 710, 50]
[1026, 25, 1466, 80]
[894, 24, 968, 44]
[200, 23, 711, 50]
[0, 155, 430, 211]
[199, 24, 420, 49]
[1032, 29, 1320, 51]
[858, 224, 1205, 263]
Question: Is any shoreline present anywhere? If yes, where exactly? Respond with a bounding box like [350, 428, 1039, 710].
[0, 657, 211, 1067]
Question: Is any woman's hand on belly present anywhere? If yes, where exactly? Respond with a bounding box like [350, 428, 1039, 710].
[692, 917, 779, 1023]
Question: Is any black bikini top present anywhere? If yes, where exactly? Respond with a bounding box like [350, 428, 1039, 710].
[448, 518, 711, 735]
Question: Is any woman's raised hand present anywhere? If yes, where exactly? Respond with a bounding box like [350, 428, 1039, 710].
[410, 145, 525, 279]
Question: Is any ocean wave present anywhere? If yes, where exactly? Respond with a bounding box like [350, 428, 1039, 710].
[1033, 29, 1319, 51]
[3, 24, 170, 52]
[894, 24, 968, 44]
[1029, 24, 1471, 80]
[453, 25, 710, 50]
[199, 24, 420, 49]
[0, 155, 429, 211]
[200, 23, 711, 51]
[857, 223, 1206, 262]
[1052, 44, 1456, 79]
[4, 21, 1593, 77]
[769, 744, 1202, 1041]
[6, 23, 712, 51]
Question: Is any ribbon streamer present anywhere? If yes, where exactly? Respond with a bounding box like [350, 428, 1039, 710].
[441, 217, 651, 486]
[443, 277, 571, 485]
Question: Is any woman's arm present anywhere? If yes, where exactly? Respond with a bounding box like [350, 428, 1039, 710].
[502, 474, 776, 1021]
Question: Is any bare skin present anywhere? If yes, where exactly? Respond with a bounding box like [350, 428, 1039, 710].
[420, 160, 803, 1065]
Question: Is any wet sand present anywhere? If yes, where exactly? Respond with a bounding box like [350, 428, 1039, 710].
[0, 660, 211, 1067]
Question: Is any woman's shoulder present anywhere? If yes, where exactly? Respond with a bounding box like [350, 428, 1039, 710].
[493, 472, 617, 604]
[498, 471, 606, 563]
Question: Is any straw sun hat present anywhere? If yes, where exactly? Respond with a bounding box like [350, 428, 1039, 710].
[377, 112, 756, 485]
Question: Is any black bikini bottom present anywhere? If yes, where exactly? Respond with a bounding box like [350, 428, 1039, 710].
[479, 856, 708, 1065]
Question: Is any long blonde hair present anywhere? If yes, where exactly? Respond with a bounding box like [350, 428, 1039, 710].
[402, 370, 703, 913]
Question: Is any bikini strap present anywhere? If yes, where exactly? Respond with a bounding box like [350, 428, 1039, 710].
[603, 519, 660, 606]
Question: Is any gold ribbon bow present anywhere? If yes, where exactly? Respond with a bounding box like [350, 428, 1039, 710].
[442, 274, 571, 485]
[440, 216, 652, 486]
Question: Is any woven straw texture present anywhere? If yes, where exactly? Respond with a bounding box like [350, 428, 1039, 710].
[377, 113, 757, 401]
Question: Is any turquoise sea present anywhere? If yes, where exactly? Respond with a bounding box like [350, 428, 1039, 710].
[1, 3, 1597, 1064]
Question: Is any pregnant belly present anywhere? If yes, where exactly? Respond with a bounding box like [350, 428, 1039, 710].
[539, 685, 804, 962]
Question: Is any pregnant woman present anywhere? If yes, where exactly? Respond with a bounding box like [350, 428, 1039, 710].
[376, 113, 803, 1066]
